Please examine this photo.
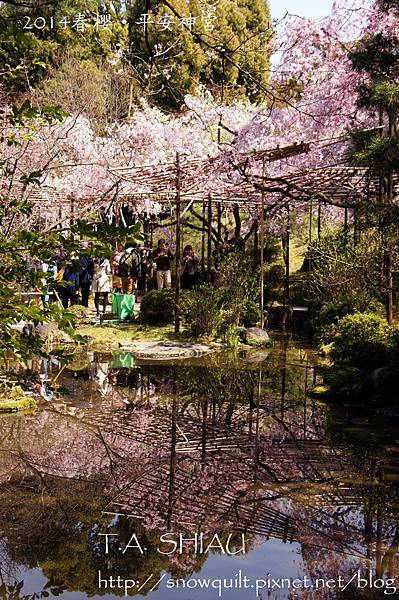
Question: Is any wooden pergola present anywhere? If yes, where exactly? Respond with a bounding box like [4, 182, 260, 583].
[105, 144, 397, 331]
[10, 141, 397, 328]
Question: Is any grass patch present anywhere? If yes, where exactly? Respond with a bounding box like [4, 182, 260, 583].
[0, 386, 36, 412]
[0, 397, 36, 412]
[77, 323, 193, 346]
[308, 384, 331, 399]
[290, 239, 307, 274]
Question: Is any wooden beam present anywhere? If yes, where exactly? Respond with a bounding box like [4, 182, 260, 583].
[260, 159, 265, 328]
[201, 199, 206, 278]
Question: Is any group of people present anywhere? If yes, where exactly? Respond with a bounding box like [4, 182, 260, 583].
[111, 239, 175, 295]
[112, 238, 204, 294]
[53, 237, 217, 315]
[56, 249, 112, 315]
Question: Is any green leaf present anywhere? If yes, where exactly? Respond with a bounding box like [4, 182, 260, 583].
[20, 171, 42, 185]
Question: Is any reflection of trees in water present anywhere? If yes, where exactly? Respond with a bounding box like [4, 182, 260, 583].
[0, 341, 399, 596]
[297, 427, 399, 591]
[0, 473, 210, 598]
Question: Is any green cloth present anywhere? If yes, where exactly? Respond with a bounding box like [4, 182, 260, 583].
[112, 352, 135, 369]
[112, 293, 135, 320]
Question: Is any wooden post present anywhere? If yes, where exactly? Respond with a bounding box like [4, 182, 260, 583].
[254, 363, 262, 485]
[384, 113, 394, 324]
[283, 206, 290, 305]
[115, 201, 120, 228]
[201, 399, 208, 467]
[207, 195, 212, 283]
[307, 198, 313, 301]
[167, 374, 178, 530]
[260, 187, 265, 328]
[217, 203, 222, 239]
[280, 338, 288, 417]
[253, 220, 258, 266]
[174, 153, 181, 334]
[303, 365, 308, 441]
[143, 212, 149, 236]
[259, 158, 266, 327]
[201, 199, 206, 278]
[353, 207, 358, 245]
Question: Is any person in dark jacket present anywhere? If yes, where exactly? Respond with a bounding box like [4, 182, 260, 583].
[57, 257, 80, 309]
[117, 242, 141, 294]
[152, 239, 174, 289]
[180, 245, 199, 289]
[79, 246, 95, 307]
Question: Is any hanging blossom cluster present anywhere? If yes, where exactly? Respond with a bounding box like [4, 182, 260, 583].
[233, 0, 376, 171]
[41, 96, 255, 202]
[187, 0, 396, 228]
[1, 91, 255, 224]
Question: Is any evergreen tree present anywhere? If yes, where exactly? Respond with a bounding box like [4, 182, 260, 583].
[348, 0, 399, 322]
[0, 0, 272, 111]
[128, 0, 273, 110]
[349, 2, 399, 186]
[0, 1, 127, 99]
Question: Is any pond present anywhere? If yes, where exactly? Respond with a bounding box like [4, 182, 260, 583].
[1, 336, 399, 599]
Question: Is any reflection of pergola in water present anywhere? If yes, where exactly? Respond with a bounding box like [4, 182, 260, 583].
[87, 398, 352, 484]
[104, 458, 298, 543]
[75, 369, 367, 556]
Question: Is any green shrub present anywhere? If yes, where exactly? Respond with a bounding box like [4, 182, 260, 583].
[140, 289, 176, 325]
[180, 285, 222, 337]
[324, 366, 366, 390]
[317, 297, 385, 327]
[263, 264, 285, 303]
[241, 300, 261, 327]
[331, 312, 399, 370]
[265, 264, 285, 286]
[0, 386, 36, 412]
[289, 273, 308, 305]
[262, 238, 281, 262]
[308, 232, 381, 314]
[181, 251, 259, 339]
[222, 324, 240, 349]
[308, 384, 331, 399]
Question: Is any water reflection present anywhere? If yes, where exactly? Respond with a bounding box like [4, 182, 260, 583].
[0, 338, 398, 598]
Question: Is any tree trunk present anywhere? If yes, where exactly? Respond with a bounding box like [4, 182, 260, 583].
[174, 153, 181, 334]
[233, 203, 241, 242]
[207, 196, 212, 282]
[282, 208, 290, 305]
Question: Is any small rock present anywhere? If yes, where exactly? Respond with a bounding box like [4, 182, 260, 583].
[240, 327, 270, 346]
[241, 350, 270, 363]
